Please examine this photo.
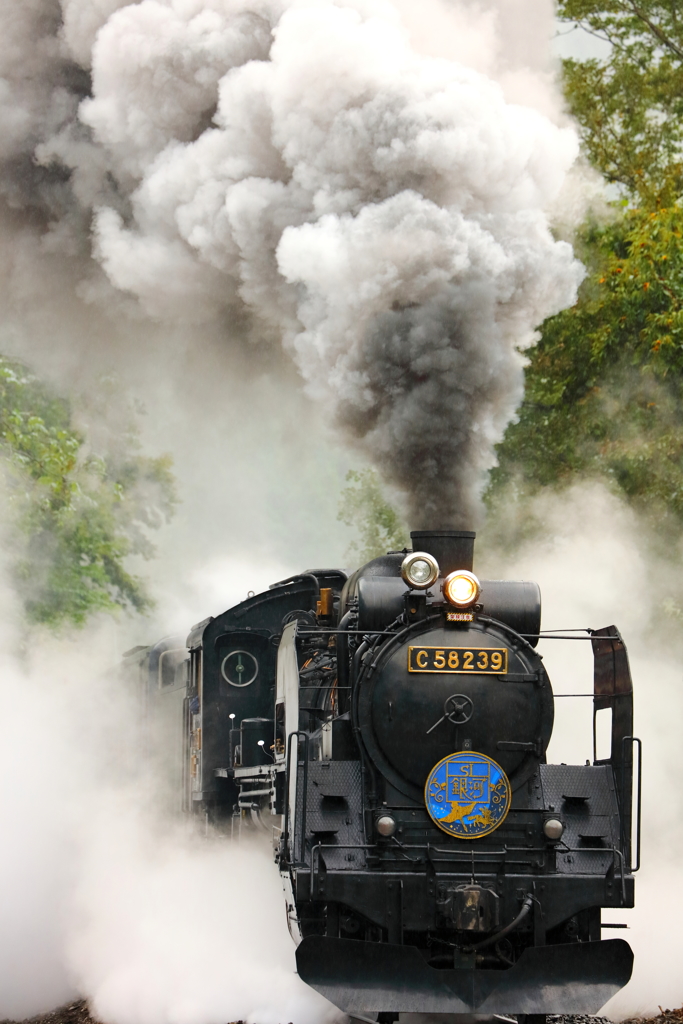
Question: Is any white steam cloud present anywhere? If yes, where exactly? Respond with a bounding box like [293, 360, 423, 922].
[0, 612, 339, 1024]
[0, 0, 582, 527]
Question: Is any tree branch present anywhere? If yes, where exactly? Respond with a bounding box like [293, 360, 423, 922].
[620, 0, 683, 60]
[562, 18, 630, 54]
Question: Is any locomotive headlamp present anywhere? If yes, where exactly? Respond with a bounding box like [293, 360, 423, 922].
[543, 818, 564, 841]
[375, 813, 397, 837]
[401, 551, 439, 590]
[443, 570, 481, 608]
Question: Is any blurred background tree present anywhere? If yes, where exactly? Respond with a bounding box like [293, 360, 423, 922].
[558, 0, 683, 204]
[490, 206, 683, 525]
[491, 2, 683, 529]
[0, 356, 176, 628]
[337, 469, 408, 563]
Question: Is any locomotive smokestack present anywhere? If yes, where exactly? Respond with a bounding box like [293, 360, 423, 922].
[410, 530, 476, 575]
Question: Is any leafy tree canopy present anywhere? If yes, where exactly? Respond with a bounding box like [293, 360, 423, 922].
[0, 356, 176, 627]
[558, 0, 683, 204]
[489, 2, 683, 528]
[490, 205, 683, 524]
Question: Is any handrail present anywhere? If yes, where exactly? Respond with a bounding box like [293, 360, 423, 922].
[306, 838, 628, 906]
[622, 736, 642, 872]
[296, 629, 623, 640]
[283, 731, 309, 867]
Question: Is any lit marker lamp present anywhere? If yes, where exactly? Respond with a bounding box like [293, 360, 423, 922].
[401, 551, 439, 590]
[443, 569, 481, 609]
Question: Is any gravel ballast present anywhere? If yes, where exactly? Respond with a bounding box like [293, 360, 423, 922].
[7, 1003, 683, 1024]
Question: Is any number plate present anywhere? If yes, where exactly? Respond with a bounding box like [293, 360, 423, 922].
[408, 646, 508, 674]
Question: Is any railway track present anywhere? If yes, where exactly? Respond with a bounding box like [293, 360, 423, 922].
[7, 1004, 683, 1024]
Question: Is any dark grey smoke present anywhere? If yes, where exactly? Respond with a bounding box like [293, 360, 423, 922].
[0, 0, 582, 525]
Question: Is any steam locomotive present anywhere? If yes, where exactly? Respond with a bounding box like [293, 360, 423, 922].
[125, 529, 639, 1020]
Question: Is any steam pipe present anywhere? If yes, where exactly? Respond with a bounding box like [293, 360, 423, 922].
[336, 610, 355, 704]
[300, 573, 320, 607]
[464, 894, 534, 952]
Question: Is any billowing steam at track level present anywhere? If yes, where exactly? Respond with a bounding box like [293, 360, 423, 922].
[0, 0, 583, 526]
[128, 529, 639, 1018]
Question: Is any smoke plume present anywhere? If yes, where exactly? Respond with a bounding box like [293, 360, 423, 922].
[0, 0, 583, 527]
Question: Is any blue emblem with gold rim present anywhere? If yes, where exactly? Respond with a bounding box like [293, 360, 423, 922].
[424, 751, 511, 838]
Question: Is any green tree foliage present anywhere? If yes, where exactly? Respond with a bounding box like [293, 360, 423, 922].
[337, 468, 408, 563]
[491, 206, 683, 521]
[491, 3, 683, 522]
[0, 356, 176, 627]
[558, 1, 683, 204]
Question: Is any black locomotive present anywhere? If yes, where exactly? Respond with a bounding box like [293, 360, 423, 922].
[126, 529, 639, 1020]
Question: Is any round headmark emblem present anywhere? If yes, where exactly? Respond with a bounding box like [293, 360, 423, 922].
[425, 751, 511, 839]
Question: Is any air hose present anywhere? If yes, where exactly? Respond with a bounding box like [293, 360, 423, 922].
[465, 893, 535, 952]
